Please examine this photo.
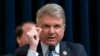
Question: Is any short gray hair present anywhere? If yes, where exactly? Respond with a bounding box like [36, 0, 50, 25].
[36, 3, 66, 24]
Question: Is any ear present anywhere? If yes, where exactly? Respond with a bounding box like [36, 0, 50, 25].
[64, 24, 66, 31]
[16, 37, 21, 46]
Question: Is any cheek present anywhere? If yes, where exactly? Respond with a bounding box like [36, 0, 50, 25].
[57, 29, 64, 38]
[40, 30, 48, 38]
[21, 36, 29, 43]
[41, 29, 48, 35]
[24, 37, 29, 42]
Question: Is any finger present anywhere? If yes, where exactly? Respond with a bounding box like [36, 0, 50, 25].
[31, 26, 37, 30]
[35, 33, 39, 40]
[36, 27, 42, 34]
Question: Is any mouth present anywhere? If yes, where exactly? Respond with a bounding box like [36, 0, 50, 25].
[47, 37, 56, 40]
[44, 37, 58, 45]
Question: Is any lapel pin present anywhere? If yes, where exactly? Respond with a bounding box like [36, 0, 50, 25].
[63, 51, 67, 56]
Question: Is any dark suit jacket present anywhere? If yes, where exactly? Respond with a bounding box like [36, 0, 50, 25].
[2, 53, 15, 56]
[15, 41, 88, 56]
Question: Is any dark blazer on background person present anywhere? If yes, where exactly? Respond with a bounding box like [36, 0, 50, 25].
[2, 53, 15, 56]
[15, 41, 88, 56]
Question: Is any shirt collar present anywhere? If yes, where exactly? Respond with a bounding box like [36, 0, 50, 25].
[55, 43, 59, 54]
[41, 42, 48, 55]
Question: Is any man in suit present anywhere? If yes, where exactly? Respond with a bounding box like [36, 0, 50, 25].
[3, 22, 36, 56]
[15, 3, 88, 56]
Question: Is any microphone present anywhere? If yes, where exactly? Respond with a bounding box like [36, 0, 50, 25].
[49, 46, 55, 51]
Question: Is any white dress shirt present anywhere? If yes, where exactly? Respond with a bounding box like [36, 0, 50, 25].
[27, 42, 60, 56]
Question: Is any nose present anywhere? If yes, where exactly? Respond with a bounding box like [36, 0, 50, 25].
[49, 27, 55, 34]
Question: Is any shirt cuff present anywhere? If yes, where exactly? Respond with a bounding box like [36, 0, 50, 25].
[27, 49, 39, 56]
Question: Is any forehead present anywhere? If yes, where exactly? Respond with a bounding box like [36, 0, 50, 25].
[39, 15, 64, 24]
[22, 23, 36, 31]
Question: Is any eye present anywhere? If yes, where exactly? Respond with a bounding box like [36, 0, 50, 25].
[42, 24, 50, 28]
[54, 25, 61, 28]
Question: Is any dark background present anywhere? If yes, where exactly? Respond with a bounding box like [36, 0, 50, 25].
[0, 0, 100, 56]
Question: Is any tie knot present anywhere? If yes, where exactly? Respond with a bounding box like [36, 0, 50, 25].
[49, 46, 55, 51]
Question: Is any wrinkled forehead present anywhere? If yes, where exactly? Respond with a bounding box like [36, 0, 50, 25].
[37, 14, 64, 24]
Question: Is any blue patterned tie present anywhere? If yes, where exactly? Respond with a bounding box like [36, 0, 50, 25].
[48, 46, 55, 56]
[48, 50, 53, 56]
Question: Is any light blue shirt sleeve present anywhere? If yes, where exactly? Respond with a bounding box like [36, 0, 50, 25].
[27, 49, 39, 56]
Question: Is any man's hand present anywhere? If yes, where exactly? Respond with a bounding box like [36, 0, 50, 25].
[26, 26, 42, 51]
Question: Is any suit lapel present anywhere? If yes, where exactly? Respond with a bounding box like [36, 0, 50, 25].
[37, 42, 43, 56]
[60, 41, 70, 56]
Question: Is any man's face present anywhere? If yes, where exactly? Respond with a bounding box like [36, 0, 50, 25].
[38, 15, 65, 46]
[17, 23, 36, 47]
